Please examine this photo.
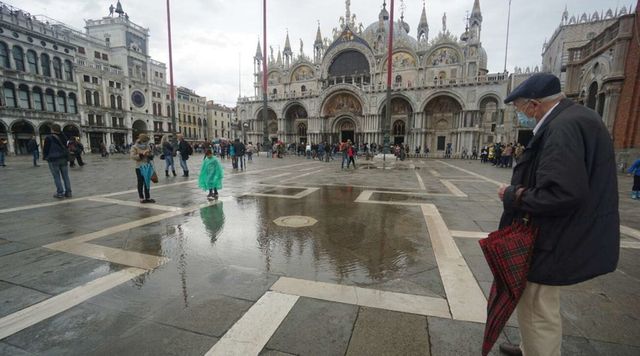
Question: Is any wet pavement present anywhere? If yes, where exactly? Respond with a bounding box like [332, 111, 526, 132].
[0, 153, 639, 355]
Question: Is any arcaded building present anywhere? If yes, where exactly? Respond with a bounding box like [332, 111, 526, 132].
[237, 1, 513, 154]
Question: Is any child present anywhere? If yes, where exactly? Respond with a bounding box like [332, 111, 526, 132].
[199, 149, 223, 200]
[627, 157, 640, 200]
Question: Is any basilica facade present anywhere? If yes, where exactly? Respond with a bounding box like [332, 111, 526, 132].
[237, 0, 513, 154]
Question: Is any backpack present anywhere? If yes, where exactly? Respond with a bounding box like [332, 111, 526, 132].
[67, 141, 78, 153]
[186, 143, 193, 155]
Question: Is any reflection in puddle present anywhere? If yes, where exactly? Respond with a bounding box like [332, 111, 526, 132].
[121, 187, 434, 291]
[161, 188, 430, 286]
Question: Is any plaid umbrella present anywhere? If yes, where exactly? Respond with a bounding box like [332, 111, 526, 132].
[479, 223, 537, 356]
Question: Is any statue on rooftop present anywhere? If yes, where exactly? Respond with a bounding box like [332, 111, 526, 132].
[109, 4, 115, 17]
[115, 0, 124, 17]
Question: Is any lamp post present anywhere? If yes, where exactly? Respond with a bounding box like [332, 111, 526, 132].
[243, 122, 249, 144]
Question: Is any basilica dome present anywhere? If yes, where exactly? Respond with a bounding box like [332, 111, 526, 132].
[362, 19, 418, 49]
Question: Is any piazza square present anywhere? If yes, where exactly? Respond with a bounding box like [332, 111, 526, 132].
[0, 0, 639, 355]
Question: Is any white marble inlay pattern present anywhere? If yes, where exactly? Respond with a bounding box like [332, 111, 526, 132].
[0, 268, 146, 340]
[88, 197, 182, 212]
[421, 204, 487, 323]
[270, 277, 451, 318]
[205, 291, 299, 356]
[436, 160, 506, 187]
[415, 171, 426, 190]
[450, 230, 490, 239]
[46, 242, 169, 270]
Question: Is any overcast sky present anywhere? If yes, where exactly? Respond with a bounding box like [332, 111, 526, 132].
[13, 0, 630, 106]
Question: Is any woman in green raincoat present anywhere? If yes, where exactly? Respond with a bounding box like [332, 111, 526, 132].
[199, 149, 223, 199]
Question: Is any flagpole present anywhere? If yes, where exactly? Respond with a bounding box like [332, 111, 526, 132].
[262, 0, 269, 151]
[384, 0, 395, 161]
[166, 0, 177, 144]
[504, 0, 512, 72]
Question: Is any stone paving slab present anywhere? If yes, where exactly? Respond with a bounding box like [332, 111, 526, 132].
[0, 282, 50, 318]
[264, 297, 358, 356]
[345, 307, 430, 356]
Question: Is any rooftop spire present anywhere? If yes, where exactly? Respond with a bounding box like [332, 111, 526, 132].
[315, 21, 323, 44]
[471, 0, 482, 20]
[254, 40, 262, 60]
[345, 0, 351, 25]
[379, 1, 389, 21]
[419, 1, 428, 26]
[284, 31, 292, 52]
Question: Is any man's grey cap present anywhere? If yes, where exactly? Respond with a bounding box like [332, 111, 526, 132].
[504, 73, 561, 104]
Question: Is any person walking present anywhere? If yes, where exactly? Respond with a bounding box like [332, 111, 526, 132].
[161, 135, 176, 177]
[130, 134, 155, 203]
[346, 143, 356, 169]
[234, 139, 246, 170]
[74, 137, 85, 167]
[627, 157, 640, 200]
[27, 135, 40, 167]
[177, 134, 192, 177]
[246, 142, 254, 161]
[229, 141, 237, 169]
[199, 149, 224, 200]
[42, 124, 72, 198]
[0, 138, 7, 166]
[498, 73, 619, 356]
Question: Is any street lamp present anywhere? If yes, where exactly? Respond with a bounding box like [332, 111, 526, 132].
[243, 122, 249, 144]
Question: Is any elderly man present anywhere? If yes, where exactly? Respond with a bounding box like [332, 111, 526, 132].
[498, 73, 619, 355]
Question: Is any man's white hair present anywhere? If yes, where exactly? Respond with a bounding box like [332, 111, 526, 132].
[537, 92, 566, 102]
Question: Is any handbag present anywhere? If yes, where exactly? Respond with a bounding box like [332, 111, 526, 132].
[160, 154, 165, 160]
[151, 171, 158, 183]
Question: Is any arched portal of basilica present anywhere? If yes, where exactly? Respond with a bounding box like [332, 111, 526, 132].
[321, 92, 363, 144]
[424, 96, 462, 152]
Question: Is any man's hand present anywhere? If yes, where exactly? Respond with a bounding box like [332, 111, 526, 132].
[498, 184, 508, 201]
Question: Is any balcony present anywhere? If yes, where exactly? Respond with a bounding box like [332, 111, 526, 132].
[240, 73, 508, 104]
[0, 106, 81, 121]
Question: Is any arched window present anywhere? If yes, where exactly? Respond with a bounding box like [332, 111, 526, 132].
[272, 88, 277, 95]
[93, 91, 100, 107]
[41, 54, 51, 77]
[33, 87, 44, 110]
[116, 95, 122, 109]
[52, 57, 62, 79]
[18, 84, 30, 109]
[12, 46, 25, 71]
[0, 42, 9, 68]
[395, 75, 402, 84]
[68, 93, 77, 114]
[56, 91, 67, 113]
[27, 50, 38, 74]
[85, 90, 92, 105]
[3, 82, 16, 107]
[44, 89, 55, 111]
[63, 60, 73, 81]
[301, 85, 306, 92]
[110, 94, 116, 108]
[167, 105, 171, 117]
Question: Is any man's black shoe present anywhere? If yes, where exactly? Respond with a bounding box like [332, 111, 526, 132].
[499, 342, 522, 356]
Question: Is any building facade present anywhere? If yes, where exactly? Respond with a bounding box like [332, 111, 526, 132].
[237, 0, 514, 154]
[548, 4, 638, 165]
[206, 100, 233, 141]
[0, 1, 171, 154]
[176, 86, 207, 142]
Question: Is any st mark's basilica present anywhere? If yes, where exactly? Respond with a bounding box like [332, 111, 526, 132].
[237, 0, 513, 153]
